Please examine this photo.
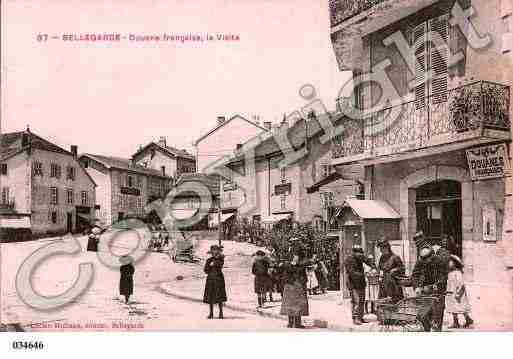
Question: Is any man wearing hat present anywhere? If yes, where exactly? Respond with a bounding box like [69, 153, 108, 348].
[344, 244, 376, 325]
[411, 233, 449, 331]
[376, 237, 405, 303]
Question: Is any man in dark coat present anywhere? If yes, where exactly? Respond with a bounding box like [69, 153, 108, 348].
[344, 244, 375, 325]
[252, 250, 272, 307]
[411, 231, 449, 331]
[203, 245, 227, 319]
[377, 237, 405, 303]
[119, 255, 135, 304]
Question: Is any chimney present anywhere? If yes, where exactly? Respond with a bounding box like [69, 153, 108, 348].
[158, 136, 166, 147]
[217, 116, 226, 125]
[236, 143, 243, 151]
[70, 145, 78, 158]
[129, 158, 136, 167]
[263, 121, 272, 130]
[21, 133, 30, 147]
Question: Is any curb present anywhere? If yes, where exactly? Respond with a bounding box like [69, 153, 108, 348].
[158, 283, 360, 331]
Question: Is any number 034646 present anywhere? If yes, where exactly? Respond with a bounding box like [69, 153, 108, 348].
[12, 341, 44, 350]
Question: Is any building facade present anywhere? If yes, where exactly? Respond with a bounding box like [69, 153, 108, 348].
[329, 0, 512, 327]
[194, 115, 268, 173]
[219, 115, 361, 227]
[0, 130, 96, 238]
[79, 154, 170, 225]
[132, 137, 196, 179]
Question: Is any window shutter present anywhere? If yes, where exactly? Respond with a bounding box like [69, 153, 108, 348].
[412, 22, 428, 109]
[428, 14, 449, 104]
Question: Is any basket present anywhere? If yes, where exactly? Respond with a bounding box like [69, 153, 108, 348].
[375, 297, 393, 324]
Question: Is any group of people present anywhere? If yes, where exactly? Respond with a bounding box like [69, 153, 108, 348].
[344, 231, 474, 330]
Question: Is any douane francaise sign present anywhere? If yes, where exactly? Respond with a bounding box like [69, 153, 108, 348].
[466, 144, 511, 181]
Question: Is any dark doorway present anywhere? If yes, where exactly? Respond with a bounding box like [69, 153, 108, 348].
[416, 180, 462, 257]
[118, 212, 125, 222]
[66, 212, 73, 233]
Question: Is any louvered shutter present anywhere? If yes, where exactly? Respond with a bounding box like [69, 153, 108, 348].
[428, 14, 449, 104]
[412, 22, 428, 109]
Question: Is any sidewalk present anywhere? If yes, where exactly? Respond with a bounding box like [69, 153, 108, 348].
[160, 239, 509, 331]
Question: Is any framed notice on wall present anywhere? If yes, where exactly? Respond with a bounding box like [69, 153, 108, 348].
[466, 143, 511, 181]
[482, 204, 497, 242]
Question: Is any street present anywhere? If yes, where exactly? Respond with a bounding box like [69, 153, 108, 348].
[0, 231, 312, 331]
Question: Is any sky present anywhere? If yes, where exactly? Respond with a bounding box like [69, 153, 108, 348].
[1, 0, 351, 158]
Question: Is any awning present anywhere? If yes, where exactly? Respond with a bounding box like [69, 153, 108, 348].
[0, 216, 31, 228]
[338, 199, 401, 219]
[221, 213, 235, 223]
[261, 213, 291, 224]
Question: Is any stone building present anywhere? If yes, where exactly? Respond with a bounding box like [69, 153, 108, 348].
[218, 115, 361, 228]
[194, 114, 268, 173]
[0, 129, 96, 239]
[132, 136, 196, 179]
[329, 0, 512, 327]
[78, 154, 170, 225]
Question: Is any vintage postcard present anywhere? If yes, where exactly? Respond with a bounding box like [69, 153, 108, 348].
[1, 0, 513, 337]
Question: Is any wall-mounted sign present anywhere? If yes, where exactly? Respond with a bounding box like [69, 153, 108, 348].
[466, 143, 511, 180]
[120, 187, 141, 196]
[275, 183, 291, 195]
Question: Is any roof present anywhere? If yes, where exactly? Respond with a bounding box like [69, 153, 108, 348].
[194, 114, 268, 145]
[0, 130, 71, 161]
[223, 112, 345, 167]
[174, 173, 220, 197]
[341, 199, 400, 220]
[307, 172, 350, 194]
[81, 153, 170, 178]
[1, 130, 97, 186]
[133, 141, 194, 161]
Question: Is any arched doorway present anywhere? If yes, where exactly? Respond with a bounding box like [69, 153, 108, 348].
[415, 180, 462, 257]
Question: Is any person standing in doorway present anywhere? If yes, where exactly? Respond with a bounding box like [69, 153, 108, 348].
[344, 245, 375, 325]
[203, 245, 227, 319]
[119, 255, 135, 304]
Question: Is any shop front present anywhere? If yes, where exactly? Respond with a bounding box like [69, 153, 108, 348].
[359, 143, 512, 327]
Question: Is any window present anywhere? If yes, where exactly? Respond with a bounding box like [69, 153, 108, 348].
[320, 191, 334, 209]
[50, 163, 62, 178]
[81, 191, 88, 206]
[1, 187, 9, 204]
[280, 167, 287, 184]
[0, 163, 7, 176]
[412, 13, 449, 109]
[67, 189, 74, 204]
[137, 176, 143, 188]
[33, 161, 43, 176]
[127, 175, 133, 188]
[50, 187, 59, 205]
[83, 160, 89, 168]
[51, 211, 57, 224]
[66, 166, 76, 180]
[321, 163, 332, 178]
[280, 194, 286, 210]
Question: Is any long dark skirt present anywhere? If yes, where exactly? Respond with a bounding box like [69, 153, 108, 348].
[119, 266, 134, 297]
[203, 274, 227, 304]
[280, 281, 309, 316]
[254, 274, 272, 294]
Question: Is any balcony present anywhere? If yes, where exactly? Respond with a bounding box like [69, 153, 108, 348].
[329, 0, 388, 27]
[0, 199, 15, 212]
[332, 81, 511, 164]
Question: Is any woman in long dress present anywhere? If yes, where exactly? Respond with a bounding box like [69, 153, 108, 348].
[203, 245, 227, 319]
[280, 240, 309, 329]
[119, 255, 135, 304]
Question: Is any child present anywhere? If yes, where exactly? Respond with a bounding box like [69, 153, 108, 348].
[446, 255, 474, 329]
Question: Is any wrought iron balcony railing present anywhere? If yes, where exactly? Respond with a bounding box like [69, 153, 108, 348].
[0, 199, 15, 211]
[332, 81, 511, 160]
[329, 0, 388, 27]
